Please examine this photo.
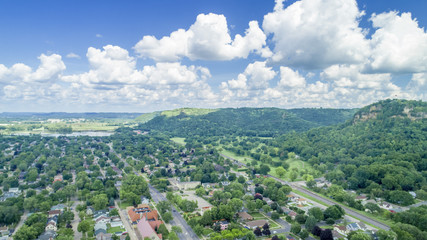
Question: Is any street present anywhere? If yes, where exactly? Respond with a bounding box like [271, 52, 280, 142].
[220, 153, 390, 231]
[148, 185, 200, 240]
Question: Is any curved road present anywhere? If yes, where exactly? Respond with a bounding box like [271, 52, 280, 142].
[219, 153, 390, 230]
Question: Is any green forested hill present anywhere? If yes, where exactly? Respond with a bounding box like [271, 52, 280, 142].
[269, 99, 427, 200]
[138, 107, 357, 137]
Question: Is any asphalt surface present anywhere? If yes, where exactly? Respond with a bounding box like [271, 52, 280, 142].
[220, 153, 390, 231]
[268, 175, 391, 230]
[148, 185, 200, 240]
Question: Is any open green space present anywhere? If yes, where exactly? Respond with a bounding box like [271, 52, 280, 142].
[107, 226, 125, 234]
[171, 137, 186, 145]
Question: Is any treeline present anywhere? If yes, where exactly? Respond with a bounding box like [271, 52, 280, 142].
[139, 108, 356, 138]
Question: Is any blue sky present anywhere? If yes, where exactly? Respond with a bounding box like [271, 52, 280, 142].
[0, 0, 426, 112]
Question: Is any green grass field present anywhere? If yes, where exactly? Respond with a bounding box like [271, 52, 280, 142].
[107, 226, 125, 234]
[161, 108, 218, 117]
[171, 137, 186, 145]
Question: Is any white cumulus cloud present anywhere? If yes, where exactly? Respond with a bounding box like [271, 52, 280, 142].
[369, 11, 427, 73]
[134, 13, 269, 61]
[263, 0, 369, 69]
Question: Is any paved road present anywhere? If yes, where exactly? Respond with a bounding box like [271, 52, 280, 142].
[115, 200, 139, 240]
[10, 211, 28, 239]
[149, 185, 200, 240]
[70, 198, 83, 240]
[268, 175, 391, 230]
[220, 153, 390, 230]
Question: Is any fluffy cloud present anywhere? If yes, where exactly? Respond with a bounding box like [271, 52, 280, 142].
[277, 67, 306, 88]
[134, 13, 269, 61]
[369, 11, 427, 73]
[263, 0, 369, 69]
[61, 45, 217, 107]
[0, 54, 65, 84]
[220, 61, 276, 102]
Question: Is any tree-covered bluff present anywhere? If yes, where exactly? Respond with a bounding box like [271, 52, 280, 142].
[138, 107, 357, 137]
[269, 99, 426, 201]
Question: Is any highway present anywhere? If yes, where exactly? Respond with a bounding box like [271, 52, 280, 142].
[219, 153, 390, 231]
[148, 185, 200, 240]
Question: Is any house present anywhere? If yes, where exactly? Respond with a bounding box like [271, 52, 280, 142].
[110, 220, 124, 228]
[217, 221, 229, 231]
[296, 198, 307, 205]
[53, 174, 63, 183]
[288, 211, 297, 220]
[0, 227, 8, 237]
[141, 197, 150, 204]
[346, 222, 362, 232]
[237, 212, 253, 221]
[45, 222, 57, 232]
[37, 230, 57, 240]
[334, 225, 349, 235]
[246, 220, 268, 229]
[332, 230, 345, 240]
[136, 216, 161, 239]
[48, 210, 61, 218]
[87, 207, 94, 215]
[263, 197, 274, 206]
[50, 204, 66, 212]
[281, 207, 291, 214]
[286, 194, 297, 201]
[96, 232, 112, 240]
[202, 183, 218, 189]
[127, 205, 159, 225]
[379, 202, 392, 210]
[95, 222, 108, 237]
[95, 215, 111, 224]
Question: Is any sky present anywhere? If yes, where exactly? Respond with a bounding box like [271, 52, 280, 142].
[0, 0, 426, 112]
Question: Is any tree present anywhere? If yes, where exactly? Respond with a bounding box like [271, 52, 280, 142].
[309, 207, 324, 221]
[254, 227, 262, 236]
[275, 167, 286, 178]
[195, 187, 205, 197]
[305, 215, 317, 232]
[271, 212, 280, 220]
[13, 225, 37, 240]
[295, 214, 307, 224]
[312, 226, 322, 236]
[289, 171, 298, 181]
[324, 205, 345, 220]
[376, 229, 397, 240]
[262, 205, 271, 214]
[200, 210, 212, 226]
[92, 194, 108, 210]
[109, 208, 119, 216]
[169, 232, 179, 240]
[77, 220, 91, 238]
[238, 176, 246, 184]
[348, 231, 373, 240]
[171, 226, 182, 233]
[364, 202, 381, 213]
[157, 224, 169, 238]
[320, 229, 333, 240]
[300, 229, 309, 239]
[291, 223, 301, 234]
[229, 198, 243, 212]
[162, 212, 173, 223]
[259, 164, 271, 175]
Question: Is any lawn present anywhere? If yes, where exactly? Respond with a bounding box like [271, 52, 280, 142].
[218, 148, 252, 165]
[118, 201, 133, 209]
[107, 226, 125, 234]
[250, 212, 265, 218]
[171, 137, 186, 145]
